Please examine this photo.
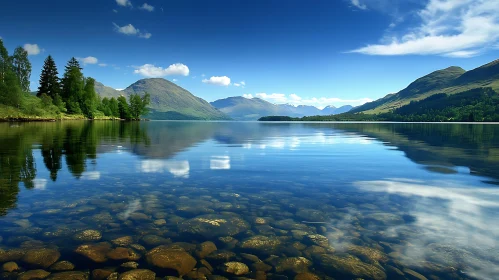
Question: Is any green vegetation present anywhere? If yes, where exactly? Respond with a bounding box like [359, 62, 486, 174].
[0, 38, 150, 121]
[350, 60, 499, 114]
[260, 87, 499, 122]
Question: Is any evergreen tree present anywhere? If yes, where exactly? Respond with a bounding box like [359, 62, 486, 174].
[11, 47, 31, 92]
[37, 55, 60, 99]
[61, 57, 84, 114]
[117, 95, 130, 119]
[0, 39, 9, 84]
[109, 97, 119, 118]
[81, 77, 97, 118]
[129, 92, 151, 119]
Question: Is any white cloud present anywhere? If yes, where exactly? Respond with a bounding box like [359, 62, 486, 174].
[116, 0, 132, 7]
[251, 92, 372, 108]
[98, 63, 108, 67]
[210, 156, 231, 170]
[77, 56, 98, 65]
[134, 63, 190, 77]
[139, 3, 154, 12]
[351, 0, 499, 57]
[202, 76, 231, 86]
[116, 88, 124, 91]
[234, 81, 246, 87]
[23, 44, 41, 56]
[140, 160, 190, 178]
[113, 23, 151, 39]
[172, 78, 178, 82]
[243, 94, 253, 99]
[351, 0, 367, 10]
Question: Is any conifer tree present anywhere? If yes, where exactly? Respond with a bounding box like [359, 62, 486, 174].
[11, 47, 31, 92]
[61, 57, 84, 114]
[37, 55, 60, 99]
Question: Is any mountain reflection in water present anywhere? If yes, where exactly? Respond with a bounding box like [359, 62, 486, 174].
[0, 121, 498, 280]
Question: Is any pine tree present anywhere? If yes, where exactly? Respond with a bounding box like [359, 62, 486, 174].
[61, 57, 84, 114]
[0, 39, 9, 84]
[37, 55, 60, 99]
[11, 47, 31, 92]
[81, 77, 97, 118]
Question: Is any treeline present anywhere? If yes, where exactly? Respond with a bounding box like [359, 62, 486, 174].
[260, 87, 499, 122]
[0, 38, 150, 120]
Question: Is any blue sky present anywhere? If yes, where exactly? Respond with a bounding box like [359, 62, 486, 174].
[1, 0, 498, 108]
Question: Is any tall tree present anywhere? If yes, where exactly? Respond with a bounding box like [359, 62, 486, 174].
[37, 55, 60, 99]
[0, 70, 22, 108]
[0, 39, 9, 84]
[109, 97, 119, 118]
[61, 57, 84, 114]
[129, 92, 151, 119]
[81, 77, 97, 118]
[117, 95, 130, 119]
[11, 47, 31, 92]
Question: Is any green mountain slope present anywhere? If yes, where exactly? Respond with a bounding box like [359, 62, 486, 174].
[351, 59, 499, 114]
[210, 96, 281, 120]
[95, 78, 229, 120]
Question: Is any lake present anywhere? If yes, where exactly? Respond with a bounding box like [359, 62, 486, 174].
[0, 121, 498, 280]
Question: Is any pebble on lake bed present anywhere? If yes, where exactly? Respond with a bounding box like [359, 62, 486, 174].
[73, 229, 103, 242]
[2, 261, 19, 272]
[222, 262, 249, 275]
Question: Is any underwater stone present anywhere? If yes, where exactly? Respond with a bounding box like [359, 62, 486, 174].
[251, 261, 273, 272]
[274, 257, 312, 274]
[17, 269, 51, 280]
[140, 235, 171, 247]
[145, 246, 197, 277]
[121, 262, 139, 269]
[195, 241, 218, 259]
[347, 245, 388, 263]
[46, 271, 88, 280]
[2, 261, 19, 272]
[294, 272, 321, 280]
[75, 242, 112, 263]
[319, 254, 386, 280]
[49, 261, 75, 271]
[92, 269, 114, 280]
[73, 229, 103, 242]
[0, 248, 25, 262]
[111, 236, 134, 247]
[21, 248, 61, 268]
[239, 235, 282, 254]
[118, 269, 156, 280]
[403, 268, 428, 280]
[304, 234, 329, 248]
[222, 262, 249, 276]
[179, 214, 250, 238]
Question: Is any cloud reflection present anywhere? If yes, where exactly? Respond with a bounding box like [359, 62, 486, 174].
[33, 179, 47, 190]
[140, 160, 190, 178]
[210, 156, 231, 170]
[81, 171, 101, 180]
[352, 178, 499, 280]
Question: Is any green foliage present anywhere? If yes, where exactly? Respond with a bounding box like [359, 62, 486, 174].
[37, 55, 60, 100]
[61, 57, 84, 114]
[0, 39, 9, 84]
[81, 77, 97, 119]
[109, 97, 119, 118]
[129, 92, 151, 119]
[0, 70, 22, 108]
[11, 47, 31, 92]
[117, 95, 130, 119]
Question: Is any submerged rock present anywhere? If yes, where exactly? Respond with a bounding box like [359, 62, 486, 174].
[140, 235, 171, 247]
[0, 248, 25, 262]
[274, 257, 312, 274]
[75, 242, 112, 263]
[146, 246, 196, 277]
[179, 214, 250, 238]
[222, 262, 249, 276]
[195, 241, 218, 259]
[92, 268, 114, 280]
[347, 245, 388, 263]
[73, 229, 102, 242]
[111, 236, 134, 247]
[21, 248, 60, 268]
[294, 272, 321, 280]
[106, 247, 141, 261]
[46, 271, 88, 280]
[304, 234, 329, 248]
[118, 269, 156, 280]
[18, 269, 51, 280]
[49, 261, 75, 271]
[319, 254, 386, 280]
[239, 235, 282, 254]
[2, 261, 19, 272]
[296, 209, 327, 222]
[121, 262, 139, 269]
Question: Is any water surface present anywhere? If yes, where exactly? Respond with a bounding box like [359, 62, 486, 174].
[0, 121, 498, 280]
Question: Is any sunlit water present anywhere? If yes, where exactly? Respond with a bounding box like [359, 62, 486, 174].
[0, 121, 498, 280]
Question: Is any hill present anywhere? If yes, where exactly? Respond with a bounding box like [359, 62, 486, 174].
[211, 96, 353, 120]
[95, 78, 230, 120]
[351, 59, 499, 114]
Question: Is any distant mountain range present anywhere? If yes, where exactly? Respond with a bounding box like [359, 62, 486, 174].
[210, 96, 352, 120]
[351, 59, 499, 114]
[94, 78, 229, 120]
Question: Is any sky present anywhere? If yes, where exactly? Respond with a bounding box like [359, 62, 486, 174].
[1, 0, 498, 108]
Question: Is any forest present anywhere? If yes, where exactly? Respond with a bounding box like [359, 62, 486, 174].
[0, 38, 150, 120]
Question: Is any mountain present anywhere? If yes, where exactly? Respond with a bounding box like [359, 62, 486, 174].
[95, 78, 229, 120]
[211, 97, 353, 120]
[322, 105, 353, 115]
[351, 59, 499, 114]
